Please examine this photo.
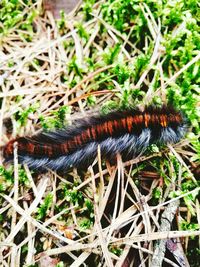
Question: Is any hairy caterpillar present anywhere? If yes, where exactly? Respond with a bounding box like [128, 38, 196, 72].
[3, 105, 187, 171]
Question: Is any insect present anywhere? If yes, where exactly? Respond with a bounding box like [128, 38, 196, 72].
[3, 105, 187, 171]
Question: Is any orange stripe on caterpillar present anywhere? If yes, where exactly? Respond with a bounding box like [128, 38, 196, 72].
[126, 116, 133, 132]
[144, 113, 150, 127]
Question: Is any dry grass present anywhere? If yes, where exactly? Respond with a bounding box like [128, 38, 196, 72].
[0, 1, 199, 266]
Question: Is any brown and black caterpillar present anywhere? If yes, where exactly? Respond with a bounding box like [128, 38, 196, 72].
[3, 105, 187, 171]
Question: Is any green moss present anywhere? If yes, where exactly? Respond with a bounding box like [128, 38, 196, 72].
[36, 193, 53, 220]
[39, 106, 71, 130]
[14, 104, 39, 127]
[0, 0, 39, 38]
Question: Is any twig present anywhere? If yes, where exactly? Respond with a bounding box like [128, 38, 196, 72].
[150, 200, 180, 267]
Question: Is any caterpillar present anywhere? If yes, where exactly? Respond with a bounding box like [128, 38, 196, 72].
[3, 105, 187, 171]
